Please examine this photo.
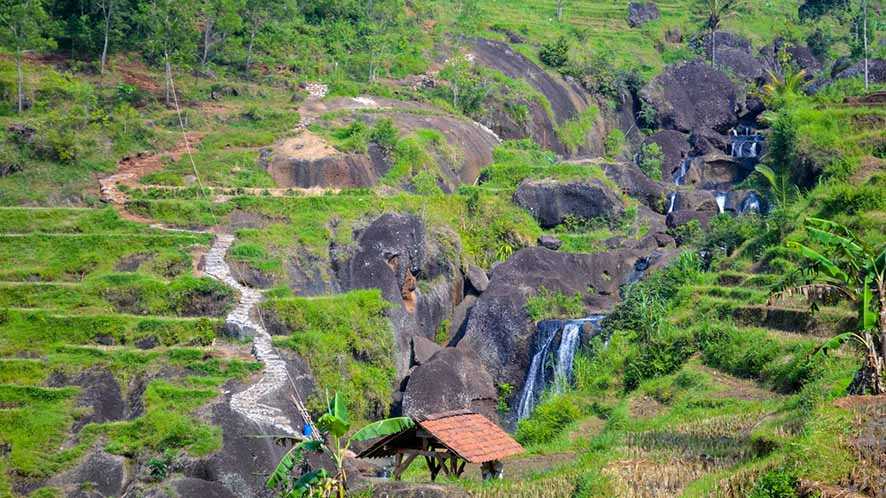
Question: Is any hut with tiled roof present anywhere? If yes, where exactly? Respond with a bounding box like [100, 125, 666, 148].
[356, 410, 524, 481]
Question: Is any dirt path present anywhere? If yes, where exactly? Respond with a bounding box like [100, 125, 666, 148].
[98, 132, 206, 225]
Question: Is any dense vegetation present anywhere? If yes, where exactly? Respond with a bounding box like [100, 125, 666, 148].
[0, 0, 883, 497]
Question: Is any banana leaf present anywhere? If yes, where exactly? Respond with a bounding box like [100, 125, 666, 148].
[351, 417, 415, 442]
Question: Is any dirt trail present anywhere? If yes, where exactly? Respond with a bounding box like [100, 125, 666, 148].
[100, 132, 203, 204]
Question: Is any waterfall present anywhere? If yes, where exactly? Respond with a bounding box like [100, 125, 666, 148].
[673, 158, 690, 186]
[729, 126, 763, 159]
[517, 316, 606, 419]
[666, 192, 678, 214]
[516, 322, 559, 420]
[739, 192, 763, 214]
[715, 192, 727, 214]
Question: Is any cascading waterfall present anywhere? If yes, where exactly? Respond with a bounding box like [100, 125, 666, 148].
[729, 125, 764, 159]
[516, 322, 559, 420]
[666, 192, 678, 214]
[673, 158, 690, 186]
[739, 191, 763, 214]
[715, 192, 728, 214]
[517, 316, 606, 419]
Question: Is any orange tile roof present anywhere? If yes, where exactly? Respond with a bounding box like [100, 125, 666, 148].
[418, 411, 524, 464]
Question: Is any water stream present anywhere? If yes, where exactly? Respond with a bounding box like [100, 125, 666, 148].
[517, 316, 606, 419]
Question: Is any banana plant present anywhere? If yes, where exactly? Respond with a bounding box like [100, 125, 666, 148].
[266, 391, 414, 498]
[772, 218, 885, 394]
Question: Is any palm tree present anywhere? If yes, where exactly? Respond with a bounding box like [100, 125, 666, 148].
[760, 68, 808, 109]
[699, 0, 742, 68]
[267, 392, 414, 497]
[772, 218, 886, 394]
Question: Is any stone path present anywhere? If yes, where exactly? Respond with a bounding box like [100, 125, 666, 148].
[203, 233, 299, 435]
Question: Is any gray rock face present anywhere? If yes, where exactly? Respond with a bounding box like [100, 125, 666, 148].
[270, 143, 391, 189]
[513, 179, 625, 229]
[640, 61, 740, 134]
[56, 368, 125, 432]
[339, 213, 462, 376]
[537, 235, 563, 251]
[666, 209, 716, 230]
[469, 38, 603, 157]
[465, 265, 489, 294]
[411, 335, 442, 366]
[683, 153, 746, 189]
[669, 190, 719, 213]
[644, 130, 690, 180]
[402, 348, 497, 421]
[627, 2, 660, 27]
[48, 449, 128, 497]
[600, 162, 668, 213]
[456, 246, 654, 388]
[171, 477, 238, 498]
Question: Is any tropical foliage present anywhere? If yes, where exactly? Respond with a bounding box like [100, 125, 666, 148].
[266, 392, 413, 497]
[773, 218, 885, 394]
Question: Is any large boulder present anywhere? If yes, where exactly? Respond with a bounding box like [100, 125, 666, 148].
[401, 348, 497, 421]
[469, 38, 605, 157]
[627, 2, 660, 27]
[513, 179, 625, 228]
[338, 213, 462, 376]
[682, 153, 748, 189]
[48, 449, 129, 497]
[666, 209, 716, 230]
[640, 61, 740, 134]
[266, 132, 391, 188]
[48, 367, 125, 432]
[808, 59, 886, 94]
[668, 190, 719, 213]
[644, 130, 691, 181]
[456, 247, 662, 388]
[697, 31, 764, 81]
[600, 162, 669, 213]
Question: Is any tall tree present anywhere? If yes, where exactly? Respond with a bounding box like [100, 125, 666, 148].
[138, 0, 198, 105]
[699, 0, 741, 68]
[96, 0, 115, 74]
[198, 0, 243, 73]
[0, 0, 55, 112]
[242, 0, 276, 71]
[556, 0, 568, 21]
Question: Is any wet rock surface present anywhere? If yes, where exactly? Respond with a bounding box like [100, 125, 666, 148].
[456, 246, 665, 388]
[644, 130, 691, 179]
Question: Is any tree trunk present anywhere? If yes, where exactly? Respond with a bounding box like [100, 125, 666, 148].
[556, 0, 564, 21]
[711, 29, 717, 68]
[15, 50, 24, 113]
[101, 4, 111, 75]
[863, 0, 869, 91]
[202, 20, 214, 72]
[245, 29, 256, 71]
[164, 52, 173, 107]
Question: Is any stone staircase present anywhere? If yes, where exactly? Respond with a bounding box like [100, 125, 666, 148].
[204, 233, 304, 436]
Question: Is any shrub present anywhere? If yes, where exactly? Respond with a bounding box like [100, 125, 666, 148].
[370, 118, 399, 152]
[525, 287, 585, 321]
[539, 36, 570, 69]
[515, 392, 582, 445]
[638, 143, 663, 181]
[749, 469, 799, 498]
[604, 129, 625, 159]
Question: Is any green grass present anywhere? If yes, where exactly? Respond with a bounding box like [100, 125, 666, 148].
[0, 232, 211, 282]
[266, 289, 395, 423]
[0, 308, 220, 354]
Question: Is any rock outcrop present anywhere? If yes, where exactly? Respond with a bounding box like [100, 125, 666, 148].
[627, 2, 660, 27]
[644, 130, 691, 180]
[513, 179, 625, 228]
[640, 61, 740, 134]
[338, 213, 462, 376]
[456, 246, 671, 388]
[401, 348, 497, 421]
[469, 38, 606, 157]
